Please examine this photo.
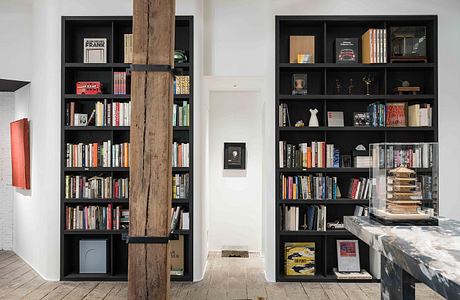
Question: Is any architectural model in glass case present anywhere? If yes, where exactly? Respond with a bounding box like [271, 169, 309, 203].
[369, 143, 438, 225]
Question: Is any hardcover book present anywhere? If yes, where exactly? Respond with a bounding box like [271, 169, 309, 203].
[337, 240, 360, 272]
[83, 38, 107, 64]
[327, 111, 344, 127]
[386, 102, 407, 127]
[285, 242, 315, 276]
[335, 38, 358, 63]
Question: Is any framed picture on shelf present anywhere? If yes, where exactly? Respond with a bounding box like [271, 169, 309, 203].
[337, 240, 360, 272]
[224, 142, 246, 169]
[353, 112, 370, 127]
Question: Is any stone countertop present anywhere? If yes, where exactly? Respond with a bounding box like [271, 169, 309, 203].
[344, 216, 460, 298]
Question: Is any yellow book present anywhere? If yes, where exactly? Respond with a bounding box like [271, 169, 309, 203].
[285, 242, 315, 276]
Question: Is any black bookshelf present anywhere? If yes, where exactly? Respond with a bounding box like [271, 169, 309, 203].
[275, 15, 437, 282]
[61, 16, 194, 281]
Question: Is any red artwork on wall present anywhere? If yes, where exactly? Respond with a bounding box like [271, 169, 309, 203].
[10, 118, 30, 189]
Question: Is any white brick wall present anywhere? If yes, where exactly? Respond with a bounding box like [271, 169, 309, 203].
[0, 93, 14, 250]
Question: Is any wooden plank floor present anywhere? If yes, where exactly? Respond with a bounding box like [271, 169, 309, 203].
[0, 251, 444, 299]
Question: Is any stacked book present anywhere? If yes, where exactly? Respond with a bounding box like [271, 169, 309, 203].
[113, 71, 128, 95]
[354, 156, 372, 168]
[408, 104, 432, 127]
[94, 99, 131, 126]
[279, 141, 340, 168]
[65, 204, 127, 230]
[362, 28, 387, 64]
[173, 101, 190, 126]
[65, 141, 130, 167]
[172, 142, 189, 167]
[278, 103, 291, 127]
[170, 206, 190, 230]
[281, 175, 340, 200]
[377, 143, 433, 168]
[347, 178, 372, 200]
[124, 34, 133, 63]
[65, 175, 113, 199]
[174, 76, 190, 95]
[172, 174, 190, 199]
[283, 205, 326, 231]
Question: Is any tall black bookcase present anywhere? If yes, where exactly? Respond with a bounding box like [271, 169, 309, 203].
[275, 15, 437, 282]
[61, 16, 194, 281]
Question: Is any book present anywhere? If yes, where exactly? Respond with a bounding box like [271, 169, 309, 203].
[174, 76, 190, 95]
[362, 29, 386, 64]
[173, 101, 190, 126]
[380, 144, 433, 168]
[347, 178, 371, 200]
[278, 103, 291, 127]
[172, 142, 190, 167]
[408, 103, 432, 127]
[281, 175, 340, 200]
[170, 236, 184, 276]
[114, 72, 128, 95]
[172, 174, 190, 199]
[333, 268, 372, 280]
[337, 240, 360, 272]
[285, 242, 315, 276]
[124, 34, 133, 64]
[279, 141, 339, 169]
[386, 102, 407, 127]
[65, 204, 127, 230]
[66, 141, 130, 167]
[327, 111, 344, 127]
[83, 38, 107, 63]
[335, 38, 358, 63]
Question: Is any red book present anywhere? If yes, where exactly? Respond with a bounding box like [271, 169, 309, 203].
[10, 118, 30, 189]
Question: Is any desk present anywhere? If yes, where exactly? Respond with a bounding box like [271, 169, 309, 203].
[344, 216, 460, 299]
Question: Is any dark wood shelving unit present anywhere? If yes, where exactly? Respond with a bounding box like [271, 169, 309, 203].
[275, 15, 437, 282]
[61, 16, 194, 281]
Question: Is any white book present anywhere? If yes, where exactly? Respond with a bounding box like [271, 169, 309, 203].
[279, 141, 284, 168]
[182, 212, 190, 230]
[84, 38, 107, 63]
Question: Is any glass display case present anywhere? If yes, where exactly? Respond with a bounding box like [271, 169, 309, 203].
[390, 26, 427, 62]
[369, 143, 438, 225]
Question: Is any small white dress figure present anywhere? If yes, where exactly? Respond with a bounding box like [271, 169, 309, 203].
[308, 108, 319, 127]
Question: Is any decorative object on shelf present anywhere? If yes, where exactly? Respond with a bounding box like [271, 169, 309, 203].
[308, 108, 319, 127]
[335, 79, 342, 95]
[76, 81, 103, 95]
[327, 221, 345, 230]
[337, 240, 361, 272]
[290, 36, 315, 64]
[336, 38, 358, 63]
[285, 242, 315, 276]
[292, 74, 308, 95]
[295, 120, 305, 127]
[386, 102, 407, 127]
[394, 80, 421, 95]
[390, 26, 427, 63]
[174, 50, 188, 63]
[74, 113, 88, 126]
[347, 78, 354, 95]
[327, 111, 344, 127]
[301, 213, 309, 230]
[170, 236, 184, 276]
[362, 74, 374, 95]
[83, 38, 107, 64]
[224, 142, 246, 169]
[353, 112, 370, 127]
[341, 155, 352, 168]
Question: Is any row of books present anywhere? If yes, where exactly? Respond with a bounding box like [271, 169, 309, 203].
[173, 101, 190, 127]
[174, 76, 190, 95]
[124, 34, 133, 63]
[362, 28, 387, 64]
[170, 206, 190, 230]
[279, 141, 340, 168]
[66, 101, 131, 127]
[65, 204, 128, 230]
[369, 102, 432, 128]
[173, 174, 189, 199]
[95, 100, 131, 126]
[282, 205, 327, 231]
[65, 175, 129, 199]
[113, 72, 128, 95]
[278, 103, 291, 127]
[408, 103, 433, 127]
[281, 175, 340, 200]
[376, 143, 434, 168]
[347, 178, 372, 200]
[65, 141, 130, 168]
[172, 142, 190, 167]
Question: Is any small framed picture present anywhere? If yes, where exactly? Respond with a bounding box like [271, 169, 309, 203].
[337, 240, 360, 272]
[353, 112, 370, 127]
[224, 143, 246, 170]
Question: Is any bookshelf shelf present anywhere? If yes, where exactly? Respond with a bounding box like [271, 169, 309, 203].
[61, 16, 194, 282]
[275, 15, 438, 282]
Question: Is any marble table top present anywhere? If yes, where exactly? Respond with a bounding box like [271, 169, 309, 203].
[344, 216, 460, 299]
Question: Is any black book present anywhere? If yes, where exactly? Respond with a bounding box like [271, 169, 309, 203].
[336, 38, 359, 63]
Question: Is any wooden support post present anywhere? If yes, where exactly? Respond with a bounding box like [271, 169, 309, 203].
[128, 0, 175, 299]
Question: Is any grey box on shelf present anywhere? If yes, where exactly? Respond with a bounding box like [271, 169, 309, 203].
[79, 240, 107, 274]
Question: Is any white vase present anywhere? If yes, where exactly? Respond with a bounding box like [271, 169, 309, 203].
[308, 108, 319, 127]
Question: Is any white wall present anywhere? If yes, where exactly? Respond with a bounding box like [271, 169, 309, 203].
[208, 91, 262, 252]
[0, 0, 32, 81]
[0, 93, 14, 250]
